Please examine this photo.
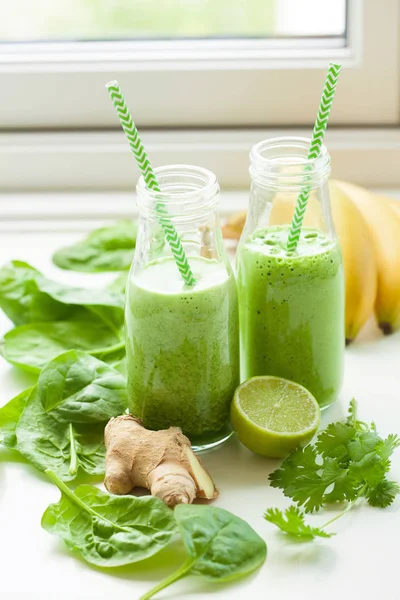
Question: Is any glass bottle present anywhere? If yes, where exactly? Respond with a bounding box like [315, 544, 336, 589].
[237, 137, 345, 408]
[126, 165, 239, 451]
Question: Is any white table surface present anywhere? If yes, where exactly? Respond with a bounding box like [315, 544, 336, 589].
[0, 224, 399, 600]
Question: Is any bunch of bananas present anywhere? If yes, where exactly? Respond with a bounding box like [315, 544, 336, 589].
[222, 181, 400, 343]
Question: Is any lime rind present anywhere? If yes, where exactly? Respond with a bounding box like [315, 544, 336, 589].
[231, 376, 320, 458]
[236, 376, 320, 436]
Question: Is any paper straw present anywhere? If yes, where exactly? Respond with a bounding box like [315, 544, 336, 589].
[286, 62, 342, 252]
[106, 81, 196, 286]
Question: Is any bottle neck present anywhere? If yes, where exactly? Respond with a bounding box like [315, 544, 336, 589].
[136, 164, 220, 224]
[134, 165, 229, 271]
[249, 136, 331, 192]
[244, 137, 335, 241]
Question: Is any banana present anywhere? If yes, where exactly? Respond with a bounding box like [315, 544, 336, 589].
[329, 182, 377, 343]
[389, 198, 400, 219]
[333, 180, 400, 334]
[269, 191, 322, 228]
[221, 210, 247, 240]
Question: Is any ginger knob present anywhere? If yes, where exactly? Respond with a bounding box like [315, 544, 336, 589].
[104, 415, 218, 507]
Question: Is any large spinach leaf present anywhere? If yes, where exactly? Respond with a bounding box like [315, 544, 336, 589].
[0, 261, 124, 331]
[38, 350, 127, 422]
[141, 504, 267, 599]
[4, 353, 128, 480]
[16, 388, 107, 479]
[0, 321, 124, 373]
[42, 470, 177, 567]
[52, 221, 137, 272]
[0, 387, 32, 449]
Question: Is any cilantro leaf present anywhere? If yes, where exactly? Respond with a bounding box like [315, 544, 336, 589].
[322, 461, 358, 503]
[269, 445, 320, 495]
[375, 434, 400, 468]
[320, 456, 359, 501]
[265, 506, 333, 540]
[347, 431, 381, 462]
[269, 446, 324, 512]
[269, 450, 351, 513]
[316, 422, 355, 461]
[366, 480, 400, 508]
[348, 452, 387, 487]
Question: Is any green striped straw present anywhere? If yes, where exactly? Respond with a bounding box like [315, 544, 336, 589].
[106, 80, 196, 286]
[286, 62, 342, 252]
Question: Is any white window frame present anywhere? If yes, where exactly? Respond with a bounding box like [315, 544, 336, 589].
[0, 0, 398, 129]
[0, 0, 400, 193]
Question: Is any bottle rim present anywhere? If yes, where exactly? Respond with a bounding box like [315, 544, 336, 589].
[249, 136, 331, 189]
[136, 164, 220, 217]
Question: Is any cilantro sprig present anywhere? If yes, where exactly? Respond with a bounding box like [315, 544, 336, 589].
[265, 506, 333, 540]
[265, 400, 400, 540]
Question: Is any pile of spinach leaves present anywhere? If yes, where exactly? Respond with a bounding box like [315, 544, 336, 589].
[0, 222, 267, 597]
[0, 260, 126, 372]
[0, 223, 135, 476]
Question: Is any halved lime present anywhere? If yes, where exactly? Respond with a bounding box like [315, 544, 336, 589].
[231, 376, 320, 458]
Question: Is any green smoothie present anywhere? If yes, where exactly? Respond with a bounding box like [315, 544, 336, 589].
[125, 256, 239, 441]
[237, 226, 344, 408]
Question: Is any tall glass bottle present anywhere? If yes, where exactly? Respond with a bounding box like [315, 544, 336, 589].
[237, 137, 345, 408]
[126, 165, 239, 451]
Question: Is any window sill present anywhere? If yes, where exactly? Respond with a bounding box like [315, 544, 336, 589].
[3, 128, 400, 192]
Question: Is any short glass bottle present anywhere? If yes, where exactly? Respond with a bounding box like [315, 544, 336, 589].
[236, 137, 345, 408]
[126, 165, 239, 451]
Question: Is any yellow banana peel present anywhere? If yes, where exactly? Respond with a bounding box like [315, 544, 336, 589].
[333, 180, 400, 334]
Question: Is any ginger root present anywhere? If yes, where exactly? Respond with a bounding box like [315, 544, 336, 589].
[104, 415, 218, 507]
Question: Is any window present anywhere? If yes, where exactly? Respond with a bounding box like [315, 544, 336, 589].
[0, 0, 398, 129]
[2, 0, 346, 41]
[0, 0, 399, 193]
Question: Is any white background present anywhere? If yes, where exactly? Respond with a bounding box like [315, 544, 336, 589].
[0, 212, 399, 600]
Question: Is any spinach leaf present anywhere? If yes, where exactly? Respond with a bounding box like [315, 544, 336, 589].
[16, 388, 107, 479]
[0, 387, 33, 449]
[42, 470, 177, 567]
[0, 261, 124, 331]
[0, 321, 124, 373]
[38, 350, 127, 422]
[52, 221, 137, 272]
[141, 504, 267, 599]
[11, 353, 128, 480]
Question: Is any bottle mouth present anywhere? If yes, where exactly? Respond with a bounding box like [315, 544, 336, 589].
[249, 136, 331, 190]
[136, 164, 220, 218]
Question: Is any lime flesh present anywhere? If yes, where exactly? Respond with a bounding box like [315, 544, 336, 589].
[230, 376, 320, 458]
